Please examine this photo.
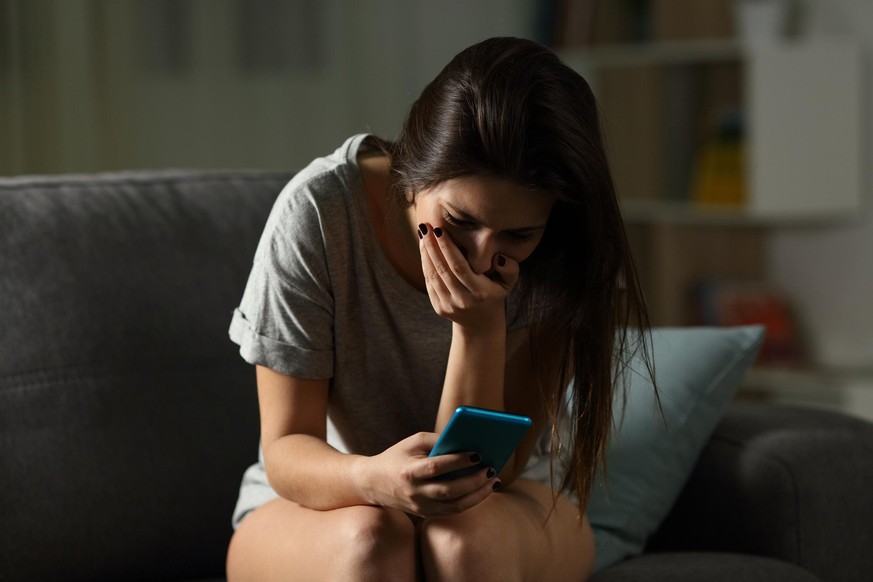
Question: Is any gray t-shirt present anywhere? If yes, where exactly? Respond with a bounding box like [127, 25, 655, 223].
[229, 134, 549, 527]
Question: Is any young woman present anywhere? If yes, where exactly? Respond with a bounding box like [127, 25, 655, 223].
[225, 37, 649, 581]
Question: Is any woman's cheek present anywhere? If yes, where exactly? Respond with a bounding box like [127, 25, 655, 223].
[513, 238, 544, 263]
[443, 228, 472, 257]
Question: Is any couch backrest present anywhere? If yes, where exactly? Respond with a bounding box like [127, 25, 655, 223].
[0, 170, 292, 580]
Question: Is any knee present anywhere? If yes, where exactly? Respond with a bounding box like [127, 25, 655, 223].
[421, 514, 516, 581]
[420, 517, 475, 564]
[337, 506, 416, 566]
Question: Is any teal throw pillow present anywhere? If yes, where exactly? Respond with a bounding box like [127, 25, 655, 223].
[588, 325, 765, 572]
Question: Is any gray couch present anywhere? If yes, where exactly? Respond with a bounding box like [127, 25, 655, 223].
[1, 170, 871, 581]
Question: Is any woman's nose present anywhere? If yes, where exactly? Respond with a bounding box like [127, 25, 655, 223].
[458, 238, 498, 275]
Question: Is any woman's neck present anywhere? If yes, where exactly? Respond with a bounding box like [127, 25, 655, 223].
[359, 154, 425, 291]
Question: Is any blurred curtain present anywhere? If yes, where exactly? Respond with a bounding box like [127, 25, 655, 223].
[0, 0, 325, 176]
[0, 0, 110, 175]
[0, 0, 530, 176]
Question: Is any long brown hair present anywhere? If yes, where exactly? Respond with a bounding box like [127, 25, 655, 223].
[386, 37, 652, 514]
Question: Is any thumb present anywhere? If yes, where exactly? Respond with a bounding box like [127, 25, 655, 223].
[491, 254, 520, 289]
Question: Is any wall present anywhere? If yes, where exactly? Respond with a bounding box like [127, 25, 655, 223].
[0, 0, 537, 175]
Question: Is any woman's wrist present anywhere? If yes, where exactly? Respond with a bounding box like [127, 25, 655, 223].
[351, 453, 381, 506]
[437, 320, 507, 422]
[451, 313, 506, 341]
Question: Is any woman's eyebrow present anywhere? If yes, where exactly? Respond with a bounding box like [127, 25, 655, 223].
[445, 202, 547, 232]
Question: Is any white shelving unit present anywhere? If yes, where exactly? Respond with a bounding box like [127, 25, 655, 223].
[562, 38, 867, 416]
[747, 41, 862, 219]
[559, 39, 863, 224]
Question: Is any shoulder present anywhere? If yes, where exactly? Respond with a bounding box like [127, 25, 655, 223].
[281, 135, 368, 212]
[265, 135, 370, 241]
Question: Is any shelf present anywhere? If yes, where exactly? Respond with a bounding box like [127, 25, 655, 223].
[744, 365, 846, 393]
[562, 39, 862, 222]
[740, 365, 873, 418]
[560, 38, 863, 331]
[619, 199, 863, 227]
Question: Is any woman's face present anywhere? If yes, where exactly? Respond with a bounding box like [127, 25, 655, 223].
[410, 175, 555, 275]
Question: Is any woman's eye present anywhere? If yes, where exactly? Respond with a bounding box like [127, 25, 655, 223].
[443, 212, 473, 228]
[442, 211, 536, 243]
[506, 231, 535, 243]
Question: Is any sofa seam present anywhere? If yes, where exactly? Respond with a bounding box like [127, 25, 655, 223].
[0, 357, 243, 391]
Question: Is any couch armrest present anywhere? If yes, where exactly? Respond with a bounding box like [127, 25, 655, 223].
[647, 402, 873, 582]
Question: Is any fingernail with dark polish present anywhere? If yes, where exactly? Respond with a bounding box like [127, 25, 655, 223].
[492, 480, 502, 491]
[470, 453, 481, 464]
[433, 227, 443, 238]
[486, 467, 496, 479]
[419, 223, 428, 236]
[497, 255, 506, 267]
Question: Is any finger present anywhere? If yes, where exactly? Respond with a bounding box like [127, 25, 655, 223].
[427, 473, 502, 516]
[450, 477, 502, 512]
[491, 253, 520, 289]
[410, 451, 481, 481]
[430, 226, 482, 294]
[418, 225, 451, 308]
[422, 224, 471, 297]
[419, 465, 494, 501]
[406, 431, 440, 455]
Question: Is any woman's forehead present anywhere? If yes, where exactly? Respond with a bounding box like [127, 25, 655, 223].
[421, 176, 554, 230]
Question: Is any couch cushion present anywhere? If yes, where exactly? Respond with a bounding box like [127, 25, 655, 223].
[649, 402, 873, 582]
[0, 170, 290, 580]
[587, 325, 764, 571]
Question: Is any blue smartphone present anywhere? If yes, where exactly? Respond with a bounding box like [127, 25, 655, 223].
[428, 406, 532, 480]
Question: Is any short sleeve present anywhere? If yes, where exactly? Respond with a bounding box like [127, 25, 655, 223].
[229, 178, 336, 379]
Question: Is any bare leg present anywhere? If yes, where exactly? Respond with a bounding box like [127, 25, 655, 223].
[420, 479, 595, 582]
[226, 498, 417, 582]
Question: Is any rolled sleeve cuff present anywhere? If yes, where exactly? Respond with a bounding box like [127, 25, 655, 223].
[229, 309, 333, 379]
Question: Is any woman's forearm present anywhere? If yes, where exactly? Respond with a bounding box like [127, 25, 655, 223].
[435, 321, 507, 431]
[263, 430, 490, 518]
[262, 433, 371, 510]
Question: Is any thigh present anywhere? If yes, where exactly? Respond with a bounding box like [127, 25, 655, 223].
[226, 498, 417, 582]
[420, 479, 594, 582]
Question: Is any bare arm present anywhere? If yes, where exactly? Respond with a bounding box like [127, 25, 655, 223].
[256, 365, 367, 509]
[419, 225, 559, 485]
[255, 365, 500, 516]
[437, 323, 506, 423]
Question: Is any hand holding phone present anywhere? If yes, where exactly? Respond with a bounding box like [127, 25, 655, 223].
[429, 406, 532, 480]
